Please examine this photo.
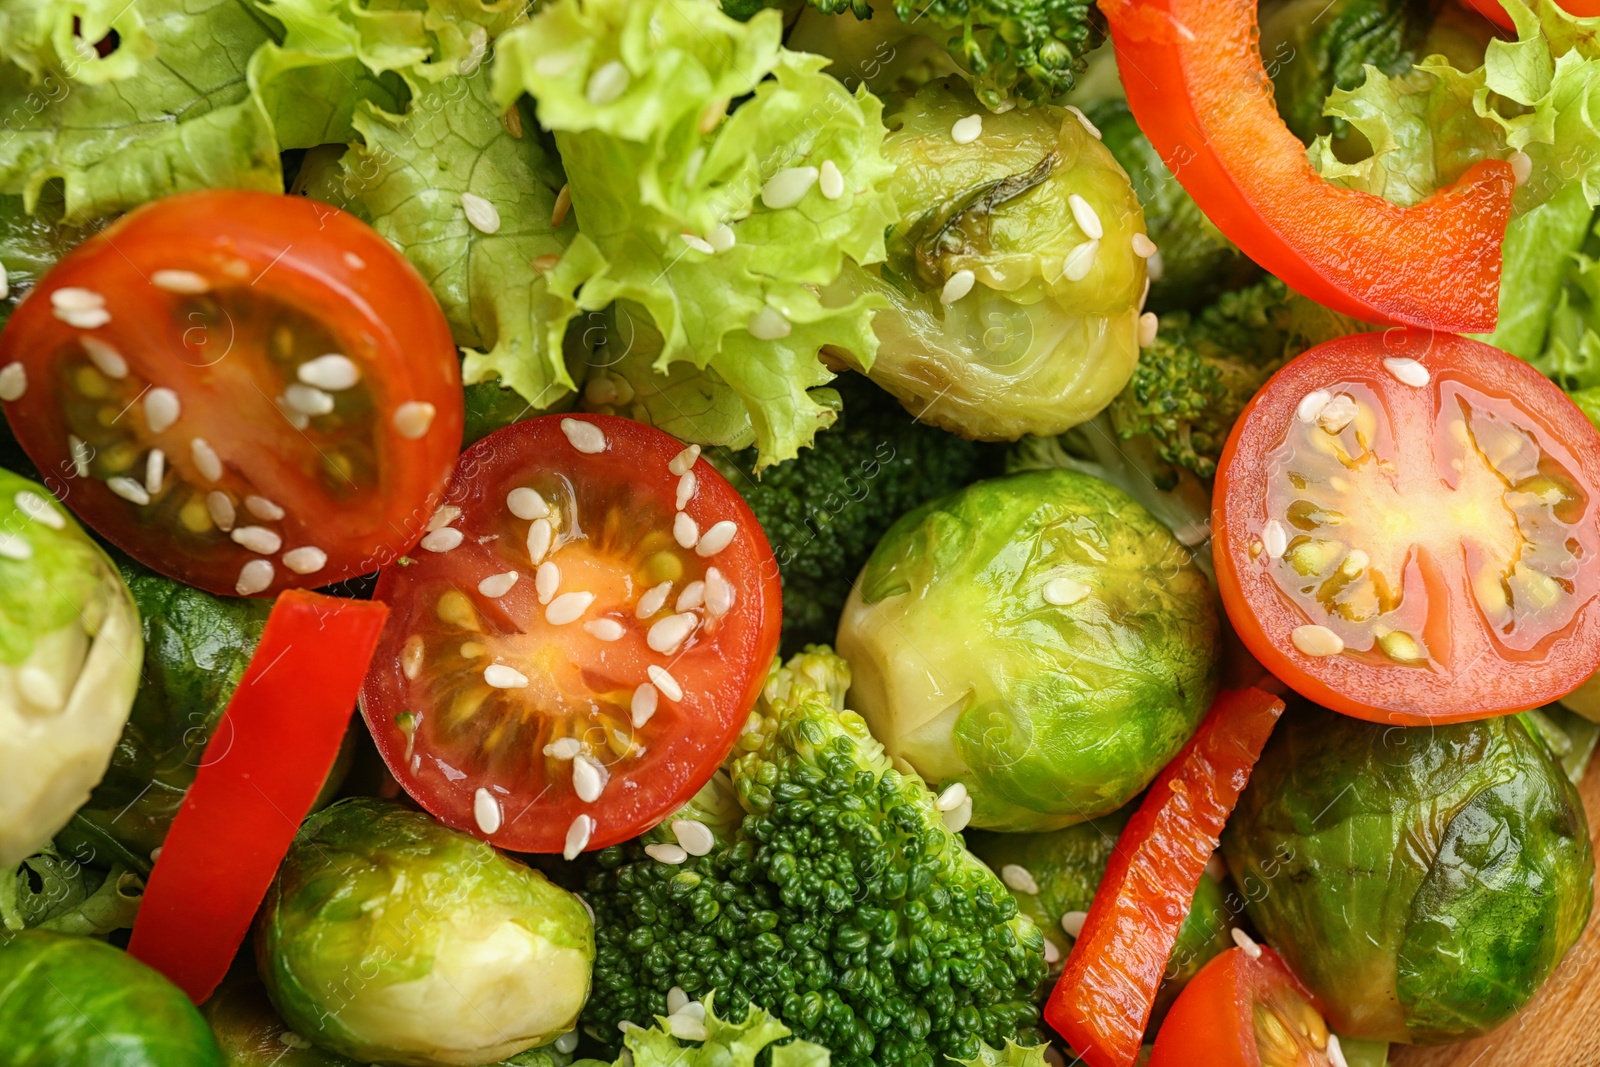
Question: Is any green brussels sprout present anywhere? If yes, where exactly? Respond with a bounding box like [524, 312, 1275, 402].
[0, 470, 143, 868]
[823, 80, 1146, 441]
[1223, 703, 1594, 1045]
[837, 469, 1220, 831]
[256, 798, 595, 1067]
[0, 929, 223, 1065]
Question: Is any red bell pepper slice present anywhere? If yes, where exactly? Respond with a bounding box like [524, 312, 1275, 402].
[1456, 0, 1599, 29]
[1044, 687, 1286, 1067]
[128, 590, 388, 1003]
[1100, 0, 1515, 332]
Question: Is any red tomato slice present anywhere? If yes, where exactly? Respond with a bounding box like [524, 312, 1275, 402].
[0, 190, 462, 598]
[129, 590, 389, 1003]
[1099, 0, 1514, 332]
[1150, 945, 1340, 1067]
[1046, 688, 1286, 1067]
[1215, 331, 1600, 723]
[360, 414, 782, 855]
[1455, 0, 1600, 29]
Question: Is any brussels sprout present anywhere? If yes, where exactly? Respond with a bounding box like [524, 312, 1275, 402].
[0, 470, 143, 868]
[823, 80, 1146, 440]
[837, 469, 1220, 831]
[256, 798, 595, 1067]
[0, 929, 223, 1065]
[1223, 703, 1593, 1044]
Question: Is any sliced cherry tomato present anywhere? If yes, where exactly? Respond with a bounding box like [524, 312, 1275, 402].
[1215, 331, 1600, 723]
[1150, 945, 1341, 1067]
[0, 190, 463, 598]
[1046, 688, 1286, 1067]
[360, 414, 782, 855]
[1098, 0, 1514, 332]
[129, 590, 389, 1003]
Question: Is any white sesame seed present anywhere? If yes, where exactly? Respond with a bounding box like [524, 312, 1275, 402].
[1262, 519, 1288, 560]
[951, 113, 983, 144]
[546, 590, 594, 625]
[297, 354, 361, 391]
[68, 436, 90, 478]
[554, 1033, 580, 1056]
[1132, 232, 1158, 258]
[1042, 577, 1089, 606]
[151, 269, 210, 294]
[941, 795, 973, 833]
[667, 987, 691, 1016]
[144, 449, 165, 495]
[526, 518, 554, 563]
[50, 287, 105, 312]
[247, 495, 285, 522]
[585, 618, 626, 642]
[705, 567, 735, 616]
[1001, 864, 1040, 895]
[551, 184, 572, 229]
[940, 269, 976, 305]
[561, 417, 607, 454]
[59, 307, 111, 329]
[424, 504, 460, 533]
[393, 401, 437, 439]
[1064, 104, 1101, 139]
[680, 233, 715, 255]
[1061, 911, 1088, 939]
[0, 262, 7, 300]
[1291, 624, 1344, 657]
[420, 527, 464, 553]
[1383, 357, 1430, 388]
[564, 815, 595, 859]
[668, 1013, 708, 1041]
[507, 487, 549, 520]
[1069, 194, 1104, 240]
[236, 559, 275, 595]
[747, 306, 792, 341]
[1147, 250, 1165, 282]
[1231, 927, 1262, 959]
[935, 782, 968, 813]
[818, 160, 845, 200]
[695, 520, 736, 557]
[645, 843, 689, 865]
[669, 445, 701, 477]
[284, 384, 334, 417]
[0, 531, 31, 560]
[283, 546, 328, 574]
[207, 491, 236, 531]
[760, 166, 820, 209]
[676, 471, 696, 510]
[647, 612, 697, 654]
[586, 60, 630, 105]
[106, 476, 150, 505]
[144, 388, 181, 433]
[14, 491, 64, 529]
[1063, 240, 1099, 282]
[1318, 394, 1359, 434]
[647, 665, 683, 701]
[673, 512, 699, 549]
[81, 337, 127, 379]
[1296, 389, 1332, 423]
[631, 682, 659, 727]
[638, 580, 672, 618]
[546, 737, 582, 760]
[1043, 939, 1061, 965]
[478, 571, 521, 598]
[1326, 1034, 1350, 1067]
[1509, 150, 1532, 187]
[1137, 312, 1159, 348]
[485, 663, 529, 689]
[232, 525, 282, 554]
[474, 788, 502, 834]
[573, 753, 608, 803]
[461, 192, 501, 234]
[708, 224, 736, 253]
[0, 363, 24, 402]
[1140, 275, 1151, 310]
[676, 580, 705, 612]
[190, 438, 223, 482]
[536, 561, 561, 603]
[673, 819, 716, 856]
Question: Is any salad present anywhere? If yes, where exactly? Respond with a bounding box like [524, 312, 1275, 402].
[1, 0, 1599, 1065]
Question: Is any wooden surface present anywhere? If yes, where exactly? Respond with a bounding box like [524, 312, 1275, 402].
[1391, 760, 1600, 1067]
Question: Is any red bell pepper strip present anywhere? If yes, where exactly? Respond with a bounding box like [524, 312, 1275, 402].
[128, 590, 388, 1003]
[1457, 0, 1599, 29]
[1100, 0, 1514, 333]
[1045, 687, 1286, 1067]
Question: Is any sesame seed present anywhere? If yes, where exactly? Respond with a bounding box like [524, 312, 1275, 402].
[144, 388, 181, 433]
[485, 663, 529, 688]
[0, 262, 7, 300]
[564, 814, 595, 859]
[284, 384, 334, 417]
[585, 618, 626, 642]
[1318, 394, 1359, 434]
[1043, 940, 1062, 965]
[551, 183, 572, 229]
[50, 287, 105, 312]
[478, 571, 521, 598]
[424, 505, 460, 533]
[232, 525, 282, 554]
[631, 682, 659, 727]
[638, 580, 672, 618]
[474, 788, 502, 834]
[695, 520, 737, 557]
[1132, 232, 1158, 258]
[81, 337, 127, 379]
[297, 354, 361, 391]
[668, 445, 701, 477]
[1063, 239, 1099, 282]
[573, 754, 607, 803]
[1296, 389, 1332, 423]
[1064, 104, 1101, 139]
[546, 737, 583, 760]
[1001, 864, 1040, 895]
[68, 436, 90, 478]
[207, 491, 236, 531]
[667, 1013, 708, 1042]
[676, 471, 696, 510]
[282, 546, 328, 574]
[1068, 194, 1104, 241]
[941, 795, 973, 833]
[0, 363, 24, 402]
[145, 449, 165, 495]
[1383, 356, 1429, 388]
[1060, 911, 1088, 939]
[940, 269, 976, 305]
[935, 782, 968, 812]
[747, 306, 792, 340]
[1509, 150, 1532, 186]
[190, 438, 223, 482]
[236, 559, 275, 595]
[526, 518, 554, 563]
[760, 166, 819, 209]
[671, 820, 715, 857]
[676, 580, 705, 611]
[1231, 927, 1262, 959]
[1140, 275, 1151, 310]
[708, 224, 736, 253]
[1291, 624, 1344, 657]
[461, 192, 501, 234]
[645, 842, 688, 865]
[705, 567, 735, 616]
[247, 495, 286, 521]
[673, 512, 699, 549]
[680, 233, 715, 255]
[561, 417, 607, 454]
[647, 612, 697, 654]
[536, 561, 561, 603]
[1327, 1034, 1350, 1067]
[667, 987, 691, 1016]
[344, 252, 365, 269]
[508, 486, 550, 519]
[647, 665, 683, 702]
[586, 60, 630, 105]
[1042, 578, 1089, 606]
[950, 113, 983, 144]
[151, 269, 210, 294]
[420, 527, 464, 553]
[1147, 250, 1165, 282]
[819, 160, 845, 200]
[392, 401, 437, 439]
[546, 590, 594, 625]
[14, 491, 64, 529]
[59, 308, 110, 329]
[1262, 519, 1287, 560]
[106, 476, 150, 505]
[1137, 312, 1159, 348]
[0, 531, 31, 560]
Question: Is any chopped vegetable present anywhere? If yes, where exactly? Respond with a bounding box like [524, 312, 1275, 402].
[572, 996, 829, 1067]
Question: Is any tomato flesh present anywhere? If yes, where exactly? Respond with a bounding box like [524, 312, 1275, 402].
[1151, 946, 1338, 1067]
[361, 414, 783, 855]
[0, 190, 462, 597]
[1215, 332, 1600, 722]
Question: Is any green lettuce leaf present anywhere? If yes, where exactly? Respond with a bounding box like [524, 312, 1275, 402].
[571, 998, 830, 1067]
[1481, 182, 1597, 359]
[0, 0, 157, 85]
[951, 1040, 1051, 1067]
[492, 0, 897, 467]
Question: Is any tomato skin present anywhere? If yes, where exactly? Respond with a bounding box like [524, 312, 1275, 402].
[1149, 946, 1325, 1067]
[361, 414, 783, 855]
[0, 190, 462, 597]
[1099, 0, 1513, 332]
[1214, 331, 1600, 724]
[1455, 0, 1600, 29]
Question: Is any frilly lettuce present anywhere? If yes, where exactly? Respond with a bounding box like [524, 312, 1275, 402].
[0, 0, 155, 85]
[492, 0, 898, 467]
[571, 998, 831, 1067]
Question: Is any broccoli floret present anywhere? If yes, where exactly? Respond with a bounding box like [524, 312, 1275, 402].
[706, 375, 1001, 652]
[581, 648, 1048, 1067]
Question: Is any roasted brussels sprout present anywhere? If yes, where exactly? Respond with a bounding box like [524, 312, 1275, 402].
[0, 930, 223, 1066]
[0, 470, 143, 868]
[256, 799, 595, 1067]
[1223, 702, 1594, 1044]
[823, 80, 1146, 440]
[837, 469, 1220, 831]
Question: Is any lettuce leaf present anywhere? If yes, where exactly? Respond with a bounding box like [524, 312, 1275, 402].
[0, 0, 156, 85]
[570, 998, 830, 1067]
[1481, 182, 1596, 359]
[492, 0, 897, 468]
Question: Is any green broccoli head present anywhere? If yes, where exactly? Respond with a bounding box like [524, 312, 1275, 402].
[581, 648, 1048, 1067]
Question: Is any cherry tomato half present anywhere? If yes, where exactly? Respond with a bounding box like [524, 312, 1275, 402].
[1215, 331, 1600, 723]
[0, 190, 463, 597]
[1150, 945, 1339, 1067]
[1455, 0, 1600, 29]
[360, 414, 783, 854]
